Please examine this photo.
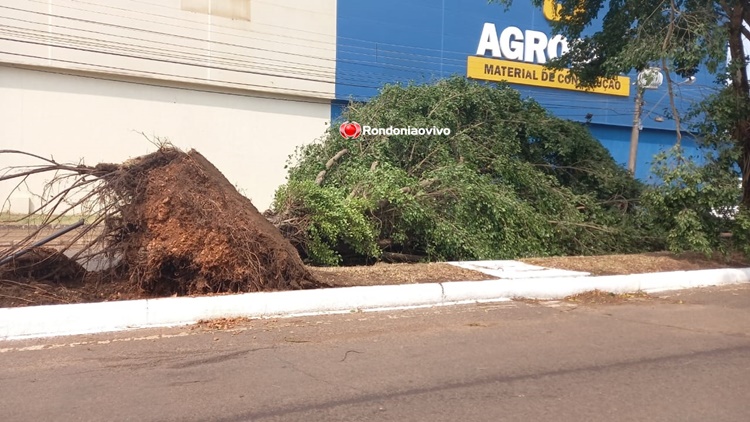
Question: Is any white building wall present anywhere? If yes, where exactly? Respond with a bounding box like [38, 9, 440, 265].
[0, 66, 331, 213]
[0, 0, 337, 98]
[0, 0, 337, 214]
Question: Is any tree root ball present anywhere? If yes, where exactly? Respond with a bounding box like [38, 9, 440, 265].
[112, 148, 325, 295]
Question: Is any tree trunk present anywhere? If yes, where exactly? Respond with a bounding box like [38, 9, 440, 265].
[727, 6, 750, 208]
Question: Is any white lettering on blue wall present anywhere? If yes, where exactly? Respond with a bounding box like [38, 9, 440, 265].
[476, 23, 570, 64]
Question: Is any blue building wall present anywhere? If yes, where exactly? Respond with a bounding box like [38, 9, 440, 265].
[332, 0, 715, 180]
[587, 125, 700, 181]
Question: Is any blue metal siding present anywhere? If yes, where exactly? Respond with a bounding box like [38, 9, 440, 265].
[587, 124, 702, 182]
[332, 1, 714, 178]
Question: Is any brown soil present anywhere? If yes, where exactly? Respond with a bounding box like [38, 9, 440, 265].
[563, 290, 654, 305]
[192, 317, 253, 332]
[0, 279, 131, 307]
[110, 148, 324, 295]
[309, 262, 495, 287]
[522, 251, 750, 276]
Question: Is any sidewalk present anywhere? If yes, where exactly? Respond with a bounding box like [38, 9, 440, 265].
[2, 260, 749, 341]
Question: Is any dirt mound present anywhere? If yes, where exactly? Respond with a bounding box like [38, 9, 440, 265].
[1, 146, 325, 295]
[0, 247, 85, 283]
[104, 148, 324, 295]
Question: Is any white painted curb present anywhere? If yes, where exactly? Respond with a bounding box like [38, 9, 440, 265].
[1, 267, 749, 342]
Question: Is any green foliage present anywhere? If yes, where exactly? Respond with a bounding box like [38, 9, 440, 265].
[489, 0, 750, 208]
[507, 0, 728, 86]
[640, 145, 741, 256]
[730, 208, 750, 257]
[688, 85, 746, 168]
[272, 77, 652, 265]
[486, 0, 750, 256]
[273, 180, 379, 266]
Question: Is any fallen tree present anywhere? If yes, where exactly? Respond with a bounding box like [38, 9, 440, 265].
[0, 146, 323, 294]
[267, 77, 656, 265]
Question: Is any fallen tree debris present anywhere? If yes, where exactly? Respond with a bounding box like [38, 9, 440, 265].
[1, 146, 325, 295]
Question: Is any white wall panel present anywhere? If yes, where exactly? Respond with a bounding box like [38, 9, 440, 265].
[0, 0, 336, 98]
[0, 66, 330, 213]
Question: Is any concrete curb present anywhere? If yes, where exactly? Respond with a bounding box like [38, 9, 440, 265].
[1, 266, 749, 341]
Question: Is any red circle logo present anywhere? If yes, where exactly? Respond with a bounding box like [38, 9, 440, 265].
[339, 121, 362, 139]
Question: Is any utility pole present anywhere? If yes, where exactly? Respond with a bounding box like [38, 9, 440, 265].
[628, 86, 644, 175]
[628, 67, 663, 175]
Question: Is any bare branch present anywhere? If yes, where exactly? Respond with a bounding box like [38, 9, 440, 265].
[0, 165, 93, 183]
[0, 149, 64, 166]
[548, 220, 617, 233]
[315, 149, 348, 185]
[400, 178, 438, 194]
[661, 57, 683, 146]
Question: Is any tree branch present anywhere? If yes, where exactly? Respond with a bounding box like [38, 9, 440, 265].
[315, 149, 348, 185]
[661, 57, 683, 146]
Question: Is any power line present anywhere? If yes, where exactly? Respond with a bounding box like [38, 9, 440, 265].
[0, 6, 470, 84]
[0, 60, 337, 106]
[14, 0, 726, 94]
[11, 2, 719, 97]
[0, 4, 719, 118]
[16, 2, 470, 69]
[0, 36, 388, 91]
[0, 30, 466, 94]
[102, 0, 335, 43]
[0, 49, 338, 97]
[71, 0, 475, 62]
[0, 25, 352, 84]
[0, 16, 336, 75]
[0, 19, 402, 92]
[124, 0, 474, 59]
[50, 0, 336, 50]
[0, 15, 464, 88]
[0, 5, 336, 64]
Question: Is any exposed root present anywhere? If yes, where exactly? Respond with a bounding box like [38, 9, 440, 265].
[1, 146, 325, 295]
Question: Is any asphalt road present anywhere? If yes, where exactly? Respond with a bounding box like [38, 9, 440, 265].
[1, 284, 749, 422]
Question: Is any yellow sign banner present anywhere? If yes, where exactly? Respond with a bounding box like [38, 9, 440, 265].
[542, 0, 585, 22]
[543, 0, 565, 21]
[467, 56, 631, 97]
